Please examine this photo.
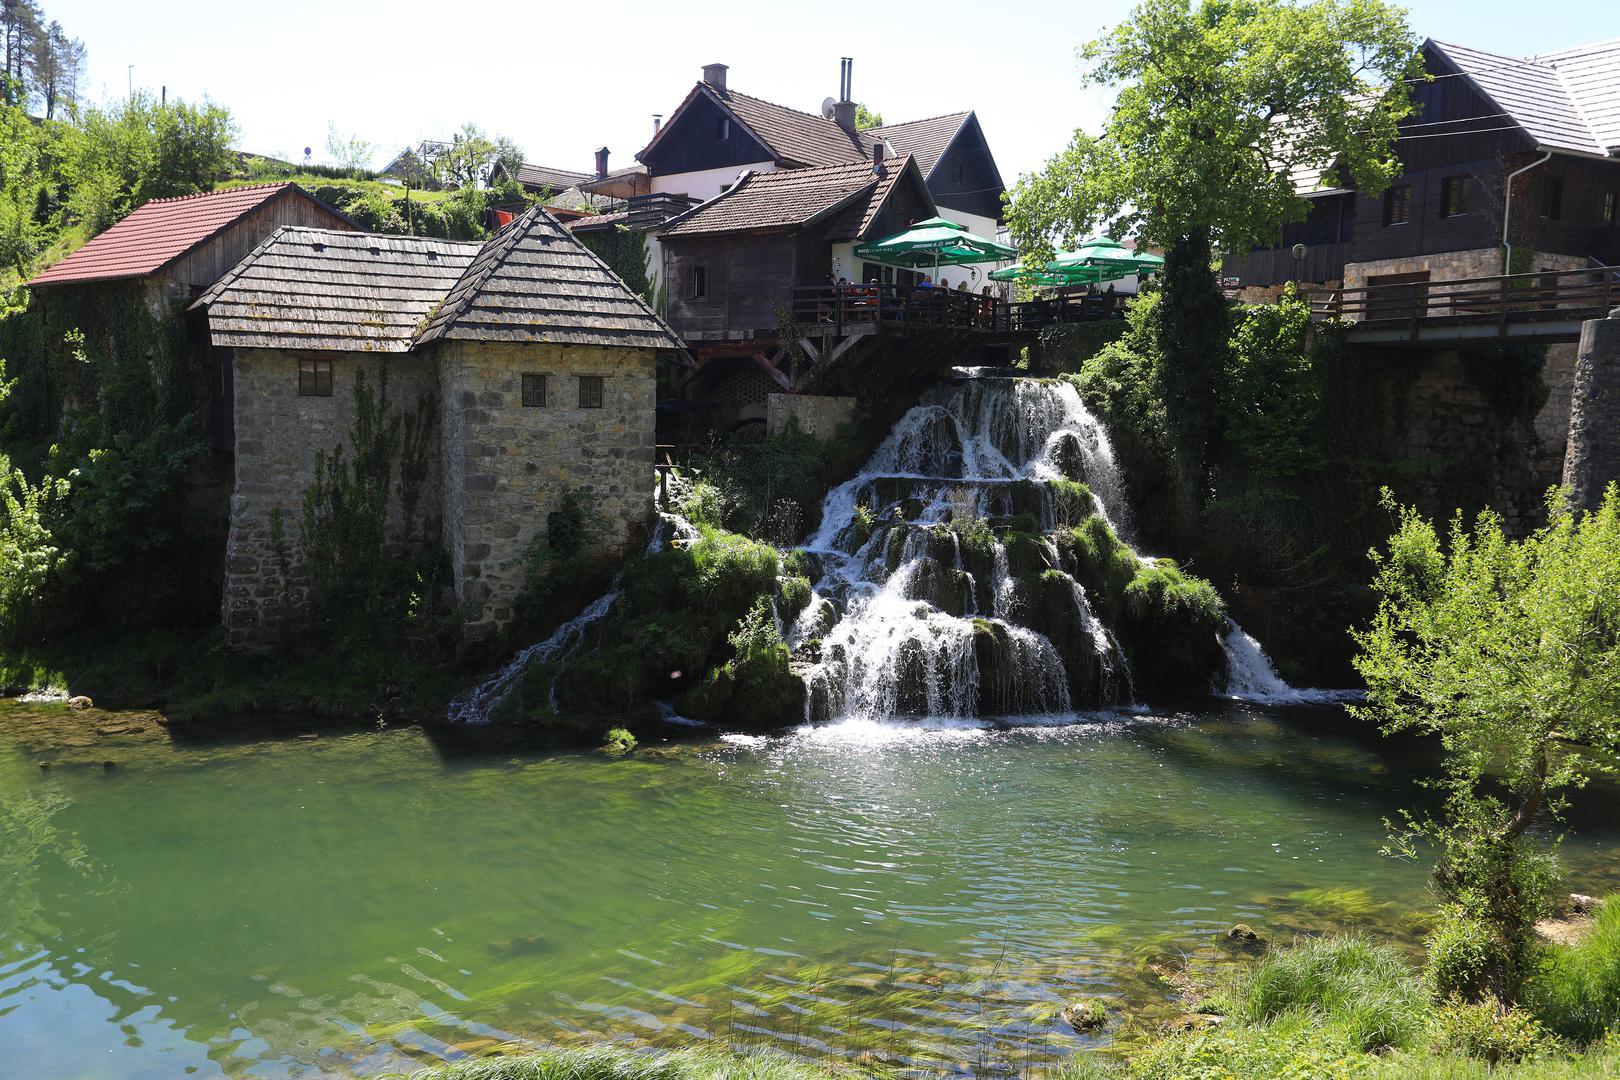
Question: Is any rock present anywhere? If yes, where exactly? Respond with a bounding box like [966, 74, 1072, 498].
[1568, 893, 1603, 916]
[67, 695, 92, 710]
[1062, 998, 1109, 1032]
[1224, 924, 1266, 947]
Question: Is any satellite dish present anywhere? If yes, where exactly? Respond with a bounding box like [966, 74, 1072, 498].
[821, 97, 838, 120]
[1291, 243, 1308, 260]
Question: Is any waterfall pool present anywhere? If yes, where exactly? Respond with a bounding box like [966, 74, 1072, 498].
[4, 701, 1617, 1078]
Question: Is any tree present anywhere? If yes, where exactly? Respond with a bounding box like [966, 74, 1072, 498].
[1009, 0, 1419, 489]
[325, 121, 374, 172]
[1352, 487, 1620, 1003]
[31, 19, 81, 119]
[438, 122, 497, 189]
[0, 0, 40, 89]
[854, 103, 883, 131]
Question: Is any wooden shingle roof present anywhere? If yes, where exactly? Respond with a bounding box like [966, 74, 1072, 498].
[640, 82, 883, 169]
[659, 157, 919, 239]
[27, 184, 351, 287]
[416, 206, 679, 350]
[194, 228, 481, 352]
[1431, 37, 1620, 157]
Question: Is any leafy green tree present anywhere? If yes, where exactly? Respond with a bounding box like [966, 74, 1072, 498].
[324, 121, 374, 172]
[1009, 0, 1419, 489]
[438, 122, 497, 190]
[854, 103, 883, 131]
[1353, 487, 1620, 1003]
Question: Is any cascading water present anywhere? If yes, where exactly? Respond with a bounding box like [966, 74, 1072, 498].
[1219, 620, 1359, 705]
[798, 376, 1142, 723]
[796, 374, 1329, 724]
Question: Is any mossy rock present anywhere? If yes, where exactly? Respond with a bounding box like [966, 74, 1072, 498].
[1114, 560, 1226, 693]
[776, 576, 813, 624]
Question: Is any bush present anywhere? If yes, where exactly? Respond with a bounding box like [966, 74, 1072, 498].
[679, 596, 804, 728]
[1429, 995, 1553, 1065]
[1530, 897, 1620, 1043]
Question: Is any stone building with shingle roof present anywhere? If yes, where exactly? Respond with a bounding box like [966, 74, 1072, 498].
[196, 207, 678, 647]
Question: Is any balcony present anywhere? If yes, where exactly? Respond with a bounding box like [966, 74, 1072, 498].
[626, 193, 703, 230]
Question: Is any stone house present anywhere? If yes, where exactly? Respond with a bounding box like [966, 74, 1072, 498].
[194, 206, 679, 649]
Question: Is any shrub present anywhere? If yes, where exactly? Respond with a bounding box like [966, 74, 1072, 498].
[1050, 478, 1095, 528]
[775, 575, 812, 624]
[602, 727, 636, 755]
[1530, 896, 1620, 1042]
[0, 450, 70, 641]
[1429, 995, 1553, 1065]
[676, 478, 727, 530]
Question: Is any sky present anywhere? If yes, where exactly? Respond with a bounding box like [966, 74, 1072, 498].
[40, 0, 1620, 187]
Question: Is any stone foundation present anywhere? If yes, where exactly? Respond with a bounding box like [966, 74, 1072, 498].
[1562, 311, 1620, 513]
[767, 393, 858, 438]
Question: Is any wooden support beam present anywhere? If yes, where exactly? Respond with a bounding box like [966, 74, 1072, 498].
[749, 351, 792, 391]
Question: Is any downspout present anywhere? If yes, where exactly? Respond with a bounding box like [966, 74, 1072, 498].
[1502, 150, 1552, 274]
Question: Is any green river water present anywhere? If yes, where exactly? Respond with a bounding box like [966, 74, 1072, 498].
[3, 702, 1617, 1079]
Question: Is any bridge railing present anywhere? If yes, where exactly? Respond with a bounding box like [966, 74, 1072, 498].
[792, 284, 1009, 334]
[1313, 266, 1620, 325]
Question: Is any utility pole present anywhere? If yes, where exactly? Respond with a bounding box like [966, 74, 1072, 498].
[127, 64, 132, 100]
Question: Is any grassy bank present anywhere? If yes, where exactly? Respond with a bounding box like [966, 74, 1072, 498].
[394, 910, 1620, 1080]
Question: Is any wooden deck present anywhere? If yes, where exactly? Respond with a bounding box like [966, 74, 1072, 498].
[1314, 266, 1620, 346]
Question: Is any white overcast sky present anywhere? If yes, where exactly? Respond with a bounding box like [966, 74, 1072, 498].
[42, 0, 1620, 186]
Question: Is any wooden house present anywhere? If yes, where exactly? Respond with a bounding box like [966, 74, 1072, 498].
[1225, 36, 1620, 296]
[195, 207, 678, 648]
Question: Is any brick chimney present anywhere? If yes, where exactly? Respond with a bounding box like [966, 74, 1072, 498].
[595, 147, 609, 179]
[872, 143, 885, 177]
[702, 63, 728, 92]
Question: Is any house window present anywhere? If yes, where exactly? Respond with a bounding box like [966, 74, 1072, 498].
[578, 375, 605, 409]
[521, 373, 547, 407]
[1542, 176, 1564, 219]
[1603, 191, 1616, 227]
[1383, 185, 1411, 225]
[298, 358, 333, 397]
[716, 116, 730, 142]
[685, 262, 709, 301]
[1440, 175, 1472, 218]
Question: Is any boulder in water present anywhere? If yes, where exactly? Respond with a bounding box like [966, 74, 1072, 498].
[67, 695, 92, 710]
[1062, 998, 1109, 1032]
[1223, 924, 1266, 949]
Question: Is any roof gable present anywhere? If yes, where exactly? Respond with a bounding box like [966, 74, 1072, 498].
[658, 157, 921, 238]
[27, 184, 352, 288]
[639, 82, 881, 170]
[416, 206, 679, 350]
[195, 227, 481, 353]
[1532, 38, 1620, 155]
[822, 157, 938, 240]
[869, 112, 972, 177]
[1427, 38, 1615, 157]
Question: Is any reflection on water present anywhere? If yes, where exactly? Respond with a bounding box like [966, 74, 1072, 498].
[1, 703, 1615, 1079]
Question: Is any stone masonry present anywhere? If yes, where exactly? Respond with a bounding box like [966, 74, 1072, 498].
[223, 349, 440, 649]
[766, 393, 858, 438]
[439, 340, 657, 641]
[1562, 310, 1620, 513]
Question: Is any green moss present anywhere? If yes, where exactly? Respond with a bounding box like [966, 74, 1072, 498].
[775, 575, 813, 624]
[602, 727, 637, 755]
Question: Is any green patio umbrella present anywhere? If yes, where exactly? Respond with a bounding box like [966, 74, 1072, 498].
[1049, 235, 1162, 275]
[855, 216, 1017, 270]
[988, 264, 1101, 287]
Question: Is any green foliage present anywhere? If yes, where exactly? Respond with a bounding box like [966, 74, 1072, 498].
[1006, 0, 1419, 257]
[400, 1044, 847, 1080]
[1050, 478, 1095, 528]
[1124, 558, 1225, 627]
[577, 225, 653, 305]
[684, 595, 803, 727]
[1233, 935, 1427, 1053]
[298, 367, 442, 649]
[1354, 487, 1620, 1002]
[514, 489, 613, 638]
[1430, 995, 1554, 1066]
[1221, 291, 1323, 482]
[683, 423, 851, 545]
[602, 727, 636, 755]
[854, 103, 883, 131]
[0, 441, 68, 640]
[1531, 899, 1620, 1043]
[776, 574, 812, 623]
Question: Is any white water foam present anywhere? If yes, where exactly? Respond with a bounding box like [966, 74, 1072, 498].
[1220, 620, 1359, 705]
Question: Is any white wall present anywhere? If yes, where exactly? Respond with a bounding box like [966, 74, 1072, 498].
[651, 161, 777, 202]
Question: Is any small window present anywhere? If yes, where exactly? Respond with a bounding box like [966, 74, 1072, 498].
[684, 262, 709, 301]
[716, 116, 730, 142]
[1542, 176, 1564, 219]
[578, 375, 605, 409]
[1602, 191, 1616, 227]
[298, 358, 333, 396]
[1440, 175, 1472, 218]
[521, 373, 547, 407]
[1382, 185, 1411, 226]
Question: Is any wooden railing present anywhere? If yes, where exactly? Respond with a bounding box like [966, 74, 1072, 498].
[1314, 266, 1620, 326]
[626, 193, 702, 229]
[792, 284, 1011, 334]
[1007, 292, 1128, 330]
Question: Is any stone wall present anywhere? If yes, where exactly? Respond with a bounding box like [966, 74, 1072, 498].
[223, 349, 440, 649]
[1342, 249, 1589, 309]
[766, 393, 857, 438]
[1562, 311, 1620, 513]
[437, 340, 656, 641]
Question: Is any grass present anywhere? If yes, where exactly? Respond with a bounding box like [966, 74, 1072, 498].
[393, 1046, 851, 1080]
[1530, 900, 1620, 1042]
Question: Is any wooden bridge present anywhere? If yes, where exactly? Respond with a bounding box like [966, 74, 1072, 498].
[1313, 266, 1620, 347]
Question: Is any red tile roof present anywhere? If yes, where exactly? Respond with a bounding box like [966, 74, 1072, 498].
[28, 184, 326, 287]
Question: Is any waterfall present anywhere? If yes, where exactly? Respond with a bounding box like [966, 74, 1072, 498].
[800, 378, 1145, 722]
[1219, 620, 1357, 705]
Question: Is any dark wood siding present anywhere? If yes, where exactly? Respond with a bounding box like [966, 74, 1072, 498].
[928, 117, 1004, 222]
[664, 233, 801, 337]
[644, 94, 775, 179]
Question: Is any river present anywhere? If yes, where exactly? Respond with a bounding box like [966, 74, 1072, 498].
[5, 701, 1616, 1079]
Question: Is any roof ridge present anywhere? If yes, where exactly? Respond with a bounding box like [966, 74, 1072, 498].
[417, 210, 535, 343]
[276, 225, 483, 247]
[149, 182, 292, 204]
[872, 111, 972, 131]
[1528, 37, 1620, 61]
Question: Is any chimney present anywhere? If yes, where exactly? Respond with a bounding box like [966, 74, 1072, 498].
[834, 100, 857, 135]
[702, 63, 728, 92]
[595, 147, 609, 179]
[653, 114, 663, 135]
[872, 143, 885, 177]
